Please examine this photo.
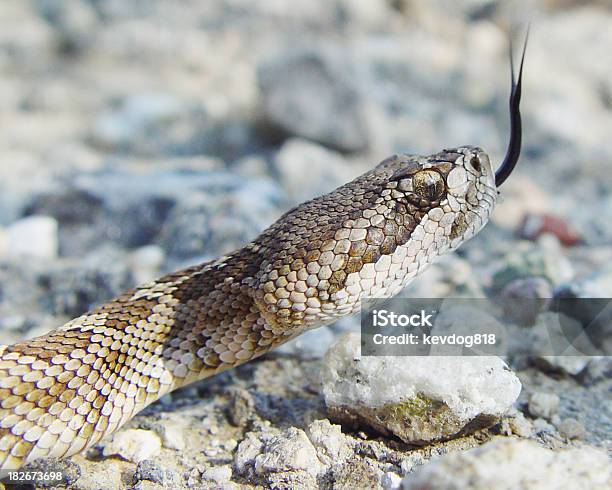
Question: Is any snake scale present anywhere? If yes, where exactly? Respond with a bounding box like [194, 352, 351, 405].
[0, 38, 528, 470]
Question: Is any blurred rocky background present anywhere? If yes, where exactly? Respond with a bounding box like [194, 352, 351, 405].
[0, 1, 610, 489]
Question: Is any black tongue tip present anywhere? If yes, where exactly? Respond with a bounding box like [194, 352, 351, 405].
[495, 28, 530, 188]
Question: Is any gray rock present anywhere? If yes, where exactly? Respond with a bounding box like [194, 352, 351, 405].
[557, 418, 586, 440]
[502, 411, 533, 438]
[23, 188, 105, 257]
[532, 417, 557, 435]
[253, 427, 323, 477]
[331, 457, 383, 489]
[28, 165, 283, 259]
[305, 419, 350, 466]
[500, 277, 553, 326]
[102, 429, 162, 464]
[202, 465, 233, 485]
[37, 256, 131, 317]
[528, 392, 560, 420]
[491, 238, 574, 292]
[234, 431, 266, 475]
[504, 308, 601, 364]
[21, 458, 81, 488]
[582, 357, 612, 385]
[34, 0, 98, 54]
[402, 438, 612, 490]
[274, 138, 354, 203]
[24, 184, 174, 254]
[156, 421, 186, 451]
[554, 264, 612, 355]
[233, 154, 270, 178]
[536, 356, 591, 377]
[91, 92, 209, 156]
[227, 387, 256, 427]
[116, 195, 176, 248]
[133, 460, 166, 484]
[159, 176, 283, 259]
[157, 192, 211, 259]
[258, 45, 372, 152]
[0, 3, 56, 66]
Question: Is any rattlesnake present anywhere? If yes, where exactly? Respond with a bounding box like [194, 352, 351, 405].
[0, 39, 527, 470]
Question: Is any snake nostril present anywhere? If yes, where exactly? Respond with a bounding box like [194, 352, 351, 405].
[470, 156, 482, 173]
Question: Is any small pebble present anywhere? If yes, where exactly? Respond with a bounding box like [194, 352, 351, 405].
[234, 431, 265, 474]
[103, 429, 162, 463]
[306, 419, 348, 465]
[254, 427, 323, 477]
[381, 471, 403, 490]
[160, 423, 185, 451]
[558, 418, 586, 440]
[507, 412, 533, 438]
[133, 459, 166, 484]
[227, 387, 256, 427]
[518, 213, 581, 246]
[500, 277, 552, 325]
[130, 244, 165, 283]
[532, 417, 556, 434]
[202, 465, 233, 484]
[528, 392, 560, 420]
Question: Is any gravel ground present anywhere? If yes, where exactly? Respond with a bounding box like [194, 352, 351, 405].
[0, 1, 610, 489]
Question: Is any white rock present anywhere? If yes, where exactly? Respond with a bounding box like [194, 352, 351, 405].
[202, 465, 233, 484]
[306, 419, 349, 465]
[130, 245, 166, 284]
[1, 216, 58, 259]
[253, 427, 323, 477]
[323, 333, 520, 416]
[159, 423, 185, 451]
[528, 392, 560, 420]
[103, 429, 162, 464]
[382, 471, 403, 490]
[321, 333, 521, 443]
[401, 438, 611, 490]
[504, 411, 533, 438]
[234, 432, 265, 474]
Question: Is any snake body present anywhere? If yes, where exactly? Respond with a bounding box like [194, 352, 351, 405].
[0, 146, 499, 469]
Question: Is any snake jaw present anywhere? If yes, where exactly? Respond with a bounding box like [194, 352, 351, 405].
[495, 29, 530, 188]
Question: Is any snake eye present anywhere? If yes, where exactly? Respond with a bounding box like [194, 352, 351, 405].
[412, 170, 445, 201]
[470, 156, 482, 173]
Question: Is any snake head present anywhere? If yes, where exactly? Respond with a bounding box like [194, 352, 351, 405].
[383, 145, 497, 250]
